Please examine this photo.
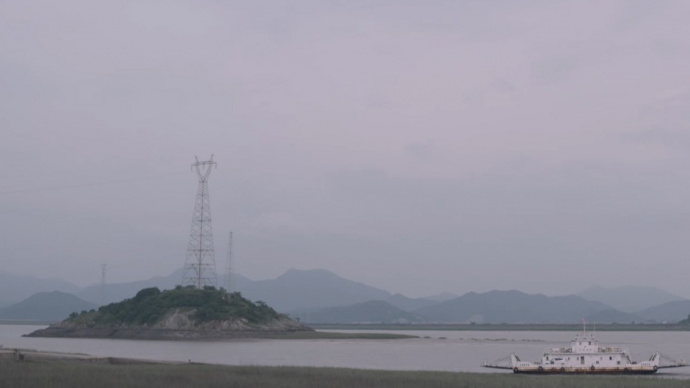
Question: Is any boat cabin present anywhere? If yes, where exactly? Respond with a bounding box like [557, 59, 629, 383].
[541, 333, 631, 369]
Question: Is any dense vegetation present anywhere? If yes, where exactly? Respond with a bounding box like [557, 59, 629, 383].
[2, 357, 688, 388]
[68, 286, 279, 326]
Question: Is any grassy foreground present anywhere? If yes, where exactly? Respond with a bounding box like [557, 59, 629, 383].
[1, 356, 688, 388]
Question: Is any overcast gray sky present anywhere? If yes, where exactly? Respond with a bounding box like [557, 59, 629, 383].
[2, 0, 690, 298]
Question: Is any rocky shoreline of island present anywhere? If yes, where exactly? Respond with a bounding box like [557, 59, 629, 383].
[24, 308, 312, 340]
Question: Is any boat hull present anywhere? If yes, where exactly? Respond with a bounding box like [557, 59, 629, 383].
[513, 366, 658, 375]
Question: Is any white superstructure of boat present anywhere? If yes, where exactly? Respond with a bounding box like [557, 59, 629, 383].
[483, 330, 687, 374]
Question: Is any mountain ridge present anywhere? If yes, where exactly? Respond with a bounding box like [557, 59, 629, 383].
[0, 270, 80, 305]
[238, 268, 392, 312]
[0, 291, 97, 322]
[2, 269, 690, 324]
[292, 300, 426, 324]
[413, 290, 616, 324]
[577, 285, 686, 313]
[636, 300, 690, 323]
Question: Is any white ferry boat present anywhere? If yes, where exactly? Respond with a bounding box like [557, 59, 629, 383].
[483, 330, 687, 374]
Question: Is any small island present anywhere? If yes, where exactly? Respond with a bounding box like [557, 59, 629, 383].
[25, 286, 312, 340]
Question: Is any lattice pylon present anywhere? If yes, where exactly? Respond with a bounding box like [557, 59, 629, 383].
[181, 155, 218, 288]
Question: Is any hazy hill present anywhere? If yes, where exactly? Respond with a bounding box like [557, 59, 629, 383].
[238, 269, 391, 312]
[577, 285, 685, 313]
[384, 293, 437, 312]
[292, 300, 426, 324]
[584, 309, 642, 324]
[0, 291, 97, 322]
[0, 270, 80, 306]
[414, 290, 613, 324]
[636, 300, 690, 323]
[422, 292, 459, 302]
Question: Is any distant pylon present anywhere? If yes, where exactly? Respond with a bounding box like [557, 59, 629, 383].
[225, 231, 234, 292]
[100, 263, 107, 305]
[181, 155, 218, 288]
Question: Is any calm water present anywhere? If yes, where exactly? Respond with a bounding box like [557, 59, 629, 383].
[2, 325, 690, 376]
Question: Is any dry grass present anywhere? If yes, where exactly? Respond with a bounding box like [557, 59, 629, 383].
[1, 355, 688, 388]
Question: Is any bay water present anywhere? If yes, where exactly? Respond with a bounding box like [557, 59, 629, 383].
[2, 325, 689, 377]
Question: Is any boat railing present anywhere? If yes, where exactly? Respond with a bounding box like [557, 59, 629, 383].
[482, 353, 516, 370]
[547, 347, 571, 353]
[546, 346, 627, 354]
[598, 347, 625, 353]
[657, 352, 689, 369]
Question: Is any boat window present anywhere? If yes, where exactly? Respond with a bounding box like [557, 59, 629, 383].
[609, 357, 612, 360]
[596, 361, 599, 365]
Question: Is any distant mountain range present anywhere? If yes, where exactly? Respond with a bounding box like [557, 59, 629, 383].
[577, 285, 685, 313]
[384, 293, 438, 311]
[0, 270, 80, 305]
[635, 300, 690, 323]
[238, 268, 391, 312]
[412, 290, 611, 324]
[1, 268, 689, 324]
[0, 291, 96, 322]
[585, 309, 642, 324]
[292, 300, 426, 324]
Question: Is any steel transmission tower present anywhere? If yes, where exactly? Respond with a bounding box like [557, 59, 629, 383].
[182, 155, 218, 288]
[100, 263, 107, 305]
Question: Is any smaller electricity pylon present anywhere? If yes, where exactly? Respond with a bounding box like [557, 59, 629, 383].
[100, 263, 107, 305]
[225, 231, 234, 292]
